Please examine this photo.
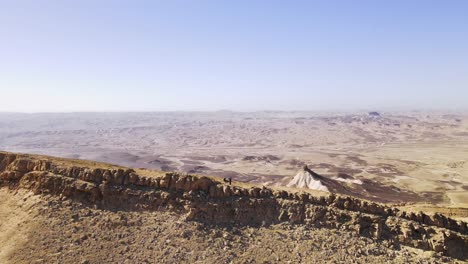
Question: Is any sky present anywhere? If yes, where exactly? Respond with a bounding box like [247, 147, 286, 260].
[0, 0, 467, 112]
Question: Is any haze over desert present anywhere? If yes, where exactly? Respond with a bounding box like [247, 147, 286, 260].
[1, 111, 467, 210]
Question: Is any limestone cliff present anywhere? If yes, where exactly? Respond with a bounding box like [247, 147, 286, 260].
[0, 151, 467, 260]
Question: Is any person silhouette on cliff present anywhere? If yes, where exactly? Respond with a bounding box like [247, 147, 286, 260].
[223, 177, 232, 185]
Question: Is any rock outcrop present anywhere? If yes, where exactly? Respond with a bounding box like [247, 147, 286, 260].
[287, 165, 330, 192]
[1, 151, 467, 260]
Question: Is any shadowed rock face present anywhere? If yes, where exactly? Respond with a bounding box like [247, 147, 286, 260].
[287, 166, 329, 192]
[1, 151, 468, 260]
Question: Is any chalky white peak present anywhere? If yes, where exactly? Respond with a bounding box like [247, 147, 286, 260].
[287, 168, 329, 192]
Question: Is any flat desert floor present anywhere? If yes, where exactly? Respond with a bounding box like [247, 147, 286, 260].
[1, 111, 467, 211]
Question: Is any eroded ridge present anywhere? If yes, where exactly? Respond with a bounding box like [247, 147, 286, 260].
[0, 151, 467, 260]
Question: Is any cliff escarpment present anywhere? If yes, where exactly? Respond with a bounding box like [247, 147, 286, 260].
[0, 151, 467, 260]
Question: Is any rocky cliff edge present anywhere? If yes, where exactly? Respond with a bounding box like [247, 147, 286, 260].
[0, 151, 467, 260]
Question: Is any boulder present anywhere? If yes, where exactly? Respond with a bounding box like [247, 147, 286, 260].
[191, 176, 214, 192]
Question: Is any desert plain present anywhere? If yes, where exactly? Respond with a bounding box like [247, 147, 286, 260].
[1, 110, 468, 263]
[1, 111, 467, 212]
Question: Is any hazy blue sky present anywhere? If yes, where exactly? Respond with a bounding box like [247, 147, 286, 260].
[1, 1, 467, 112]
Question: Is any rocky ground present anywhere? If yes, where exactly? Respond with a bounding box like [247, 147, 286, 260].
[0, 189, 459, 264]
[1, 152, 467, 263]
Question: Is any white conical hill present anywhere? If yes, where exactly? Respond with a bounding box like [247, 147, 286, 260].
[287, 166, 329, 192]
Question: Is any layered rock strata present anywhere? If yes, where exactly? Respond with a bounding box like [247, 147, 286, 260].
[0, 152, 467, 259]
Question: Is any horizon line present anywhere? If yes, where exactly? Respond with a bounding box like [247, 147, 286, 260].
[1, 108, 468, 115]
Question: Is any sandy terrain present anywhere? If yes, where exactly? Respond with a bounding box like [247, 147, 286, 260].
[1, 111, 467, 208]
[0, 189, 39, 263]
